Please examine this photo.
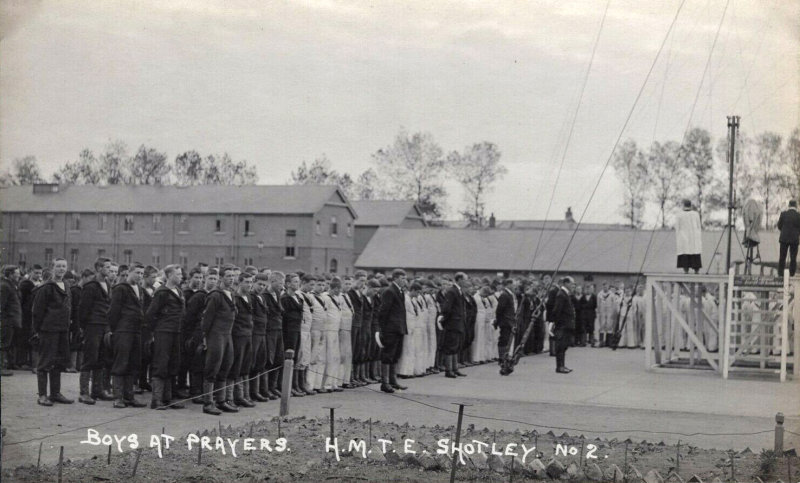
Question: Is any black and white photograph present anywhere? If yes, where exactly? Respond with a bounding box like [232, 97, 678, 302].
[0, 0, 798, 481]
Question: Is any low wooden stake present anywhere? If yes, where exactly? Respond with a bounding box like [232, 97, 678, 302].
[510, 455, 515, 482]
[131, 447, 142, 477]
[278, 418, 282, 439]
[57, 446, 64, 483]
[218, 420, 223, 437]
[624, 442, 629, 483]
[107, 444, 112, 465]
[369, 418, 372, 444]
[37, 441, 43, 470]
[249, 422, 254, 438]
[196, 431, 202, 465]
[580, 437, 585, 468]
[676, 440, 681, 475]
[730, 450, 735, 481]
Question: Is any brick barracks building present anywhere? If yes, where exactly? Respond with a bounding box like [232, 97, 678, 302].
[0, 184, 359, 275]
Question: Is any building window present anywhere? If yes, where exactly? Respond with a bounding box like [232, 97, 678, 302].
[315, 220, 321, 235]
[347, 222, 352, 237]
[285, 229, 296, 258]
[45, 248, 54, 264]
[123, 249, 133, 265]
[152, 214, 162, 232]
[152, 251, 160, 267]
[98, 214, 107, 231]
[70, 248, 79, 267]
[244, 257, 254, 266]
[329, 258, 338, 274]
[244, 219, 253, 237]
[18, 250, 27, 268]
[45, 214, 55, 232]
[97, 248, 106, 258]
[18, 214, 28, 231]
[179, 252, 189, 267]
[178, 214, 190, 233]
[70, 213, 81, 231]
[215, 217, 225, 234]
[330, 216, 338, 237]
[215, 255, 225, 266]
[123, 215, 134, 232]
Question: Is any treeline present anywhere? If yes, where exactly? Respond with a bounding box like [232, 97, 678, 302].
[0, 129, 508, 225]
[613, 127, 800, 229]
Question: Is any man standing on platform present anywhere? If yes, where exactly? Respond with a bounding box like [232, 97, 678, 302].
[376, 269, 409, 392]
[675, 199, 703, 274]
[107, 262, 147, 409]
[777, 200, 800, 277]
[31, 259, 74, 406]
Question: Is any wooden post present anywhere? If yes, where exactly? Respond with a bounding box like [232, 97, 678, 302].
[449, 403, 470, 483]
[653, 280, 663, 365]
[774, 412, 784, 453]
[196, 431, 202, 465]
[280, 349, 295, 416]
[645, 278, 653, 370]
[107, 444, 111, 465]
[665, 283, 673, 362]
[37, 441, 43, 470]
[717, 281, 725, 374]
[723, 269, 735, 379]
[794, 277, 800, 377]
[688, 283, 697, 367]
[781, 270, 789, 382]
[57, 446, 64, 483]
[131, 447, 142, 477]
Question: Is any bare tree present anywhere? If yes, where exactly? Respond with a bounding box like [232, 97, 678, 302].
[173, 150, 205, 186]
[52, 149, 102, 184]
[372, 129, 447, 219]
[128, 145, 171, 185]
[289, 154, 353, 197]
[446, 142, 506, 227]
[206, 153, 258, 186]
[98, 140, 130, 185]
[647, 141, 684, 228]
[0, 155, 44, 186]
[680, 128, 715, 225]
[352, 168, 386, 200]
[612, 139, 649, 228]
[752, 132, 785, 226]
[783, 128, 800, 203]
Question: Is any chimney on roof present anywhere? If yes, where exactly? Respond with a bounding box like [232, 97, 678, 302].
[32, 183, 59, 194]
[565, 207, 575, 223]
[489, 213, 496, 228]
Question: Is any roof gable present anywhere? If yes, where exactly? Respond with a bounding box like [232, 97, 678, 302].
[351, 200, 423, 226]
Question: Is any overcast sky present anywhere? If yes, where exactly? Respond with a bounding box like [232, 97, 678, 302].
[1, 0, 797, 224]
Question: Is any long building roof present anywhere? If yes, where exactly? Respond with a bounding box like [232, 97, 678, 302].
[355, 226, 780, 274]
[0, 184, 357, 217]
